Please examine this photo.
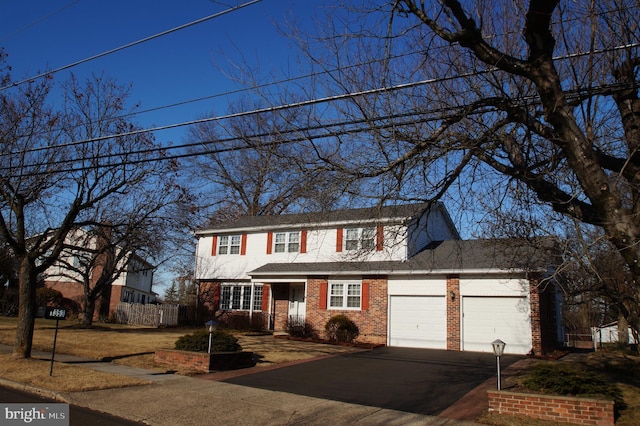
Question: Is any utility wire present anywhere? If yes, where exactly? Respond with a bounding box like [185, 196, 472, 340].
[3, 77, 638, 177]
[0, 0, 81, 43]
[3, 40, 638, 160]
[3, 2, 636, 146]
[0, 0, 262, 92]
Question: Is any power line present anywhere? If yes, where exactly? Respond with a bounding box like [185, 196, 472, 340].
[3, 76, 638, 177]
[4, 39, 638, 160]
[0, 0, 262, 92]
[3, 1, 636, 152]
[0, 0, 81, 43]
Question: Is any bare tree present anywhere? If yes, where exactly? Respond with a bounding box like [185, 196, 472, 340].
[0, 58, 175, 357]
[258, 1, 640, 326]
[184, 99, 350, 226]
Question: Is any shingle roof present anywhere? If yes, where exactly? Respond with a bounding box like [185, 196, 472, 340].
[248, 239, 556, 276]
[196, 202, 440, 234]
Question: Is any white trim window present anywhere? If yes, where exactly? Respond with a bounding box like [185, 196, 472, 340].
[218, 235, 241, 255]
[345, 227, 375, 251]
[329, 281, 361, 309]
[274, 231, 300, 253]
[220, 283, 262, 311]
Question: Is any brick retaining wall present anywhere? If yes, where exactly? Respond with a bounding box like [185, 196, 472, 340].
[487, 390, 614, 426]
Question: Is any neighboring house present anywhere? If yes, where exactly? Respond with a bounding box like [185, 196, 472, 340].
[591, 322, 638, 349]
[194, 203, 561, 355]
[43, 228, 156, 319]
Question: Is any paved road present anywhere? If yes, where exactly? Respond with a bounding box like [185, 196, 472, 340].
[0, 385, 145, 426]
[224, 347, 521, 415]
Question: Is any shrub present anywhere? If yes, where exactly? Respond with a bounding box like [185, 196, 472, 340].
[287, 321, 318, 339]
[522, 362, 622, 402]
[36, 287, 63, 307]
[174, 329, 242, 353]
[325, 314, 359, 343]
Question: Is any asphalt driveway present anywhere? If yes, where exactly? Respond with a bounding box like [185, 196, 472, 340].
[223, 347, 522, 415]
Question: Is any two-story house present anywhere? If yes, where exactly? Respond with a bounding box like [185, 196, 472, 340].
[44, 228, 156, 320]
[194, 203, 561, 355]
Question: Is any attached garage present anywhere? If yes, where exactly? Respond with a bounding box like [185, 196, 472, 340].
[462, 296, 532, 355]
[388, 295, 447, 349]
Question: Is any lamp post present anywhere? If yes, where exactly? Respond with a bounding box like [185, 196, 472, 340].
[205, 320, 218, 354]
[491, 339, 506, 391]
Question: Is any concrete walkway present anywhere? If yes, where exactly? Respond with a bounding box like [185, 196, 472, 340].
[0, 344, 533, 425]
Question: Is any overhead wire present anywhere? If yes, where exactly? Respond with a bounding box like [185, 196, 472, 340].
[3, 76, 638, 177]
[0, 0, 262, 92]
[0, 0, 81, 43]
[2, 1, 635, 153]
[0, 2, 638, 176]
[2, 39, 638, 161]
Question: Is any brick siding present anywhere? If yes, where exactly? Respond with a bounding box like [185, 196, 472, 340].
[447, 275, 461, 350]
[488, 390, 614, 426]
[305, 276, 387, 344]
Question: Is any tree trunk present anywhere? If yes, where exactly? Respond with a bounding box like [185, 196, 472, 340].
[618, 312, 629, 346]
[13, 256, 36, 359]
[79, 296, 96, 327]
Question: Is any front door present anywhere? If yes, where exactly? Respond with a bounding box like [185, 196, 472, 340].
[288, 284, 306, 325]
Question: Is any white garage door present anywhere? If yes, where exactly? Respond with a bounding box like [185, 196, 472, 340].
[462, 296, 532, 354]
[389, 296, 446, 349]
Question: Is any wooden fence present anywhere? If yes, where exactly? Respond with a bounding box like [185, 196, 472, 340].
[115, 303, 179, 327]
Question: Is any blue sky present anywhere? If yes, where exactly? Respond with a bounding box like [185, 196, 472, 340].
[0, 0, 320, 145]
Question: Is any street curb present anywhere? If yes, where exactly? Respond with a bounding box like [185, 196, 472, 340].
[0, 377, 69, 404]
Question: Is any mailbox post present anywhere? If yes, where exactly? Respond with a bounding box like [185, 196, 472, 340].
[45, 307, 67, 376]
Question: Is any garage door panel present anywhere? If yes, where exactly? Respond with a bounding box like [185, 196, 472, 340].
[462, 297, 532, 355]
[389, 296, 446, 349]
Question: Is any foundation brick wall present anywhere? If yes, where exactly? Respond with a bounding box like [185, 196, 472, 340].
[305, 276, 387, 344]
[488, 390, 614, 426]
[446, 275, 461, 350]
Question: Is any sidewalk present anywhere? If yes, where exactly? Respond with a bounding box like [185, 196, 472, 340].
[0, 344, 502, 425]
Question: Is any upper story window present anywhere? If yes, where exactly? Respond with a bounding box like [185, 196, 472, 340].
[345, 227, 375, 251]
[329, 281, 361, 309]
[218, 235, 241, 255]
[274, 231, 300, 253]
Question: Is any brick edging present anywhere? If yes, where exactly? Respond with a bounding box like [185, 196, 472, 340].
[488, 390, 614, 426]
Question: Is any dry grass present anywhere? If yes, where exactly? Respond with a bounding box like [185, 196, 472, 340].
[0, 317, 359, 392]
[0, 354, 148, 392]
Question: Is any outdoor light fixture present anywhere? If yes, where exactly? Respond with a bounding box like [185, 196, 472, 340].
[205, 320, 218, 354]
[449, 291, 455, 301]
[491, 339, 506, 390]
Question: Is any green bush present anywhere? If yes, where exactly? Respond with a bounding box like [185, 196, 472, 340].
[522, 362, 622, 402]
[325, 314, 359, 343]
[174, 329, 242, 353]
